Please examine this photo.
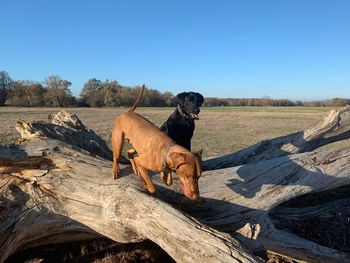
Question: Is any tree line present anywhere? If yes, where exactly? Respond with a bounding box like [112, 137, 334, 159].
[203, 97, 297, 107]
[0, 71, 175, 107]
[203, 97, 350, 107]
[1, 70, 349, 107]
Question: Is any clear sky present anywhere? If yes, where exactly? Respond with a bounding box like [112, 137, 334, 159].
[1, 0, 350, 100]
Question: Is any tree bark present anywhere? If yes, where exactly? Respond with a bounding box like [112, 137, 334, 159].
[1, 109, 350, 263]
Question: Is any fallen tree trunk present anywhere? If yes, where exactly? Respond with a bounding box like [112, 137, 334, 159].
[0, 112, 258, 263]
[0, 142, 257, 263]
[194, 149, 350, 262]
[1, 109, 350, 262]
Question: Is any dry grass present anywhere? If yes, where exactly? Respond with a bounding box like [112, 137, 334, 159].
[0, 106, 340, 158]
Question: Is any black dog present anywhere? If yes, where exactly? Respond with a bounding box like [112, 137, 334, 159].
[160, 92, 204, 151]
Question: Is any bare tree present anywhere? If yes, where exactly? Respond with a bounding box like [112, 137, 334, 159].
[80, 78, 102, 107]
[330, 97, 350, 107]
[6, 80, 45, 107]
[102, 80, 120, 107]
[80, 79, 176, 107]
[0, 71, 13, 106]
[162, 91, 176, 106]
[44, 75, 73, 107]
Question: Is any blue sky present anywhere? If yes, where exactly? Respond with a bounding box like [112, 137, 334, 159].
[1, 0, 350, 100]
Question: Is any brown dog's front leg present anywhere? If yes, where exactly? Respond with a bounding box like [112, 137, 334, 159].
[111, 130, 124, 179]
[137, 166, 156, 193]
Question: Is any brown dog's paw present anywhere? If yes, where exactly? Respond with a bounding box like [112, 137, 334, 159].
[112, 167, 120, 179]
[139, 179, 156, 194]
[147, 185, 156, 194]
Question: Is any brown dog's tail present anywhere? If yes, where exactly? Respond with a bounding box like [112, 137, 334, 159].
[128, 84, 145, 112]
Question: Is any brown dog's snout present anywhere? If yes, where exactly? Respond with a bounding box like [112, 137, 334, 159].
[183, 189, 199, 200]
[189, 193, 199, 200]
[180, 177, 200, 200]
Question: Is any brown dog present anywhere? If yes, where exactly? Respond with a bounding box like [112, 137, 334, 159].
[111, 86, 202, 200]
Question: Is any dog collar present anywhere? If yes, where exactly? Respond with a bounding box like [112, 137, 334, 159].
[177, 105, 190, 119]
[162, 143, 175, 171]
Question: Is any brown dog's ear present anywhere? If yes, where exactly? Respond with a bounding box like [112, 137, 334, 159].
[168, 152, 186, 170]
[194, 149, 203, 159]
[194, 154, 202, 177]
[192, 150, 203, 177]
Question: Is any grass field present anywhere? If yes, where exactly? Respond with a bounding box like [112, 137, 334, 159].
[0, 106, 339, 157]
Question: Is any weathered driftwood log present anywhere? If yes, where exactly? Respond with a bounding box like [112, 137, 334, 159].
[0, 111, 258, 263]
[194, 149, 350, 262]
[203, 105, 350, 170]
[16, 110, 129, 163]
[1, 109, 350, 263]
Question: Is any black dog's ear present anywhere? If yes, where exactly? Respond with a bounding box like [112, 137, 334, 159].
[176, 92, 189, 103]
[196, 93, 204, 105]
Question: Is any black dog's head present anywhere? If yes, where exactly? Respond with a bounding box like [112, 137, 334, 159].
[177, 92, 204, 120]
